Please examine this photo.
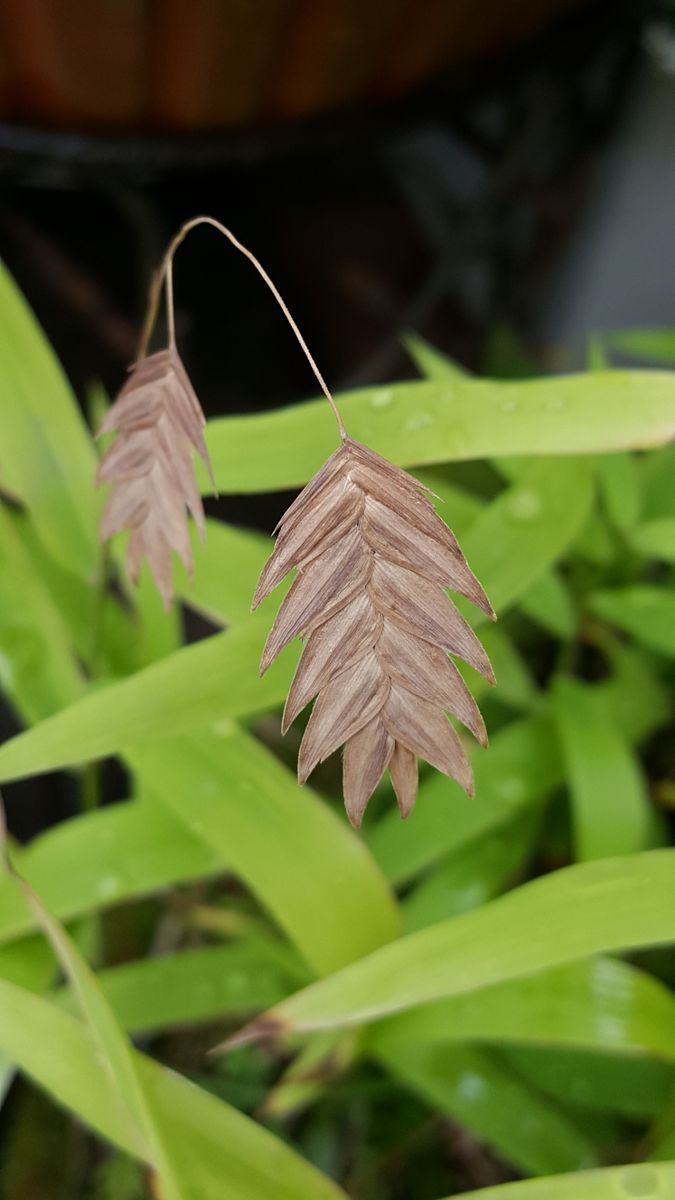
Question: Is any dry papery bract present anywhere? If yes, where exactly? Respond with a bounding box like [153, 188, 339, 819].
[253, 436, 495, 826]
[97, 348, 213, 609]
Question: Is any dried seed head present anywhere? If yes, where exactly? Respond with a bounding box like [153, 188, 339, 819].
[96, 348, 213, 609]
[254, 436, 495, 826]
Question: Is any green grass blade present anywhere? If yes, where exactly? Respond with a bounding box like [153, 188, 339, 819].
[607, 328, 675, 363]
[459, 458, 593, 617]
[401, 808, 541, 933]
[4, 870, 183, 1200]
[244, 851, 675, 1034]
[174, 518, 273, 626]
[368, 958, 675, 1061]
[200, 371, 675, 494]
[553, 678, 655, 860]
[0, 617, 296, 783]
[589, 587, 675, 657]
[0, 977, 347, 1200]
[503, 1045, 674, 1119]
[631, 517, 675, 562]
[367, 715, 560, 885]
[518, 570, 577, 639]
[596, 452, 641, 531]
[0, 799, 220, 946]
[129, 728, 399, 976]
[0, 502, 84, 723]
[437, 1161, 675, 1199]
[377, 1042, 599, 1176]
[55, 943, 301, 1034]
[0, 261, 98, 576]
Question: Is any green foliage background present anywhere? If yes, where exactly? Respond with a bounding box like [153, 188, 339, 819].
[0, 259, 674, 1198]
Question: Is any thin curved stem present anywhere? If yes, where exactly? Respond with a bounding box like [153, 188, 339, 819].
[137, 215, 347, 441]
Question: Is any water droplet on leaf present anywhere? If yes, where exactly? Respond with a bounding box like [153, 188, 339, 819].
[507, 490, 542, 522]
[370, 389, 394, 409]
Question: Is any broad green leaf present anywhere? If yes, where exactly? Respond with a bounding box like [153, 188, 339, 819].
[247, 851, 675, 1034]
[596, 452, 641, 531]
[0, 616, 296, 783]
[378, 1042, 598, 1176]
[440, 1161, 675, 1199]
[367, 716, 560, 885]
[0, 977, 346, 1200]
[201, 371, 675, 494]
[130, 727, 399, 976]
[0, 501, 83, 722]
[553, 678, 654, 861]
[8, 872, 184, 1200]
[631, 517, 675, 562]
[402, 808, 541, 933]
[368, 958, 675, 1062]
[458, 458, 593, 616]
[0, 799, 220, 947]
[589, 587, 675, 657]
[56, 943, 300, 1034]
[0, 261, 98, 576]
[518, 569, 576, 639]
[503, 1045, 674, 1119]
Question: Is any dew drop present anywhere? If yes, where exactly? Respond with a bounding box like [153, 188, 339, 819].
[499, 397, 518, 414]
[97, 875, 121, 900]
[507, 490, 542, 522]
[497, 775, 526, 802]
[370, 388, 394, 409]
[406, 413, 433, 432]
[457, 1073, 485, 1101]
[619, 1166, 660, 1197]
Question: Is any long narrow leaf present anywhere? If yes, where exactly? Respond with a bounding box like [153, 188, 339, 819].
[436, 1161, 675, 1199]
[201, 371, 675, 493]
[553, 677, 655, 860]
[129, 728, 399, 976]
[0, 262, 98, 576]
[378, 1042, 598, 1176]
[237, 851, 675, 1036]
[0, 977, 346, 1200]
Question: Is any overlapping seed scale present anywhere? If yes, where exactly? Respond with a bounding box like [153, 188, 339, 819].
[383, 684, 474, 796]
[282, 592, 379, 733]
[376, 621, 487, 746]
[343, 718, 395, 827]
[253, 479, 362, 607]
[298, 653, 389, 783]
[273, 444, 350, 536]
[362, 493, 493, 616]
[97, 348, 211, 609]
[370, 558, 494, 682]
[253, 433, 494, 826]
[260, 528, 372, 673]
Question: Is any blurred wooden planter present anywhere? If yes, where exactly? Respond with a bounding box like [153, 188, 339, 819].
[0, 0, 587, 132]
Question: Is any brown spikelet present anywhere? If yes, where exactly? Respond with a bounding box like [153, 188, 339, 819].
[253, 436, 495, 827]
[96, 348, 213, 609]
